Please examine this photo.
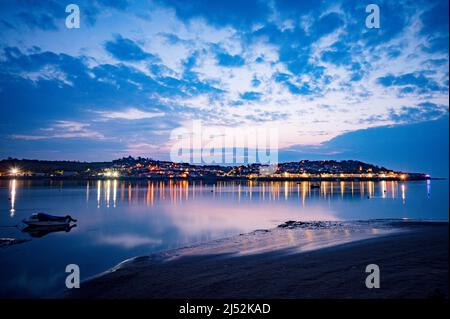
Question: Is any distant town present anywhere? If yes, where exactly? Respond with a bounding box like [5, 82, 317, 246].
[0, 157, 429, 181]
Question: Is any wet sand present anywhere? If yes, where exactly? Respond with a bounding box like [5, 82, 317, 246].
[65, 221, 448, 299]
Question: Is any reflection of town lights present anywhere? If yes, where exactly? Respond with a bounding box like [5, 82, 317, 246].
[401, 184, 406, 203]
[10, 179, 16, 216]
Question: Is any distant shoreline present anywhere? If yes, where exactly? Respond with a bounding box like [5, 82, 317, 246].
[1, 158, 436, 182]
[0, 175, 439, 182]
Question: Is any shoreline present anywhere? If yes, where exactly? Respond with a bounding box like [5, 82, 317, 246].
[64, 220, 449, 299]
[0, 176, 438, 182]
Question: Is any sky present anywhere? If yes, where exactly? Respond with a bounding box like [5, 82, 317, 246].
[0, 0, 448, 176]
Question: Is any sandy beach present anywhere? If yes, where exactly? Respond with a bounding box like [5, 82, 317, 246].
[65, 221, 448, 299]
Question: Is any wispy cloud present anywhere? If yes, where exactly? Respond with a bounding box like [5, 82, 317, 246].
[12, 121, 104, 140]
[97, 108, 165, 120]
[10, 135, 48, 141]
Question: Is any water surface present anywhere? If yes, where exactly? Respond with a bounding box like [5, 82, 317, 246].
[0, 179, 447, 297]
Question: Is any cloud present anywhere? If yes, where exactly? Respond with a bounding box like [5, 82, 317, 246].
[273, 72, 315, 95]
[245, 110, 289, 122]
[97, 108, 165, 120]
[314, 12, 343, 38]
[5, 0, 66, 31]
[0, 19, 15, 29]
[280, 116, 449, 177]
[105, 35, 159, 62]
[419, 0, 449, 53]
[216, 53, 245, 67]
[320, 41, 353, 66]
[240, 91, 262, 101]
[124, 142, 168, 158]
[0, 0, 105, 31]
[157, 0, 271, 29]
[12, 121, 104, 140]
[10, 135, 48, 141]
[388, 103, 448, 123]
[340, 0, 411, 48]
[0, 0, 448, 168]
[0, 46, 222, 116]
[377, 72, 444, 92]
[251, 78, 261, 87]
[97, 0, 131, 10]
[15, 12, 58, 31]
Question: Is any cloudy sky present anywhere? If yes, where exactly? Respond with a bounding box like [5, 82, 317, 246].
[0, 0, 448, 175]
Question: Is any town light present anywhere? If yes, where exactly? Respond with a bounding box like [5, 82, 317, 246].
[10, 167, 20, 176]
[104, 169, 119, 178]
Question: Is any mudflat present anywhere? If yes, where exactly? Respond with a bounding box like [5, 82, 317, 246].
[65, 222, 448, 299]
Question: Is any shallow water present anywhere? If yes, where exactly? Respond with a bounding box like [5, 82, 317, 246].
[0, 179, 448, 297]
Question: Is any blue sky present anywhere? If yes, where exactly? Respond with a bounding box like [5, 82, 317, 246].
[0, 0, 448, 176]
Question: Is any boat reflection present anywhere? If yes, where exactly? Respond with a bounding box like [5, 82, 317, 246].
[21, 224, 77, 238]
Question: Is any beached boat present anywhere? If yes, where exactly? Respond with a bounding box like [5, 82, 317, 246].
[22, 213, 77, 227]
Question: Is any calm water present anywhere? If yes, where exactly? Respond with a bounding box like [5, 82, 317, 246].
[0, 179, 448, 298]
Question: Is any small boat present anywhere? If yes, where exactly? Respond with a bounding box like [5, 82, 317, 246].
[22, 213, 77, 227]
[310, 183, 321, 189]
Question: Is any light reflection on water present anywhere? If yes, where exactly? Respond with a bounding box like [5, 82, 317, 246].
[4, 179, 430, 208]
[9, 179, 16, 217]
[0, 179, 448, 298]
